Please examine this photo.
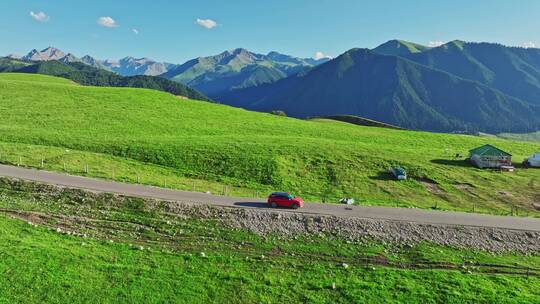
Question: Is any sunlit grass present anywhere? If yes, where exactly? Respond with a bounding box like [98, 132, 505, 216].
[0, 73, 539, 215]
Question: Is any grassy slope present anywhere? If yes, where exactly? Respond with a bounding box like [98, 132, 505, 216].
[0, 73, 539, 216]
[497, 131, 540, 143]
[0, 185, 538, 303]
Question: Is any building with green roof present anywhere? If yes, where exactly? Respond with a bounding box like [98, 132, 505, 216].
[468, 144, 512, 168]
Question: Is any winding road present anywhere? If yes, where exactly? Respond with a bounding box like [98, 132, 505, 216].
[0, 164, 539, 231]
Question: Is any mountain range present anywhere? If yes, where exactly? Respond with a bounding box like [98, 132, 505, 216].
[11, 47, 175, 76]
[378, 40, 540, 106]
[10, 47, 329, 89]
[219, 41, 540, 133]
[161, 48, 330, 98]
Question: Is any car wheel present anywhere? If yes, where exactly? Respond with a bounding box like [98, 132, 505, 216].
[271, 202, 278, 208]
[291, 203, 299, 209]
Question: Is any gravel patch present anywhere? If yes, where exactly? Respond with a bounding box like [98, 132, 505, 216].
[158, 199, 540, 253]
[164, 202, 540, 253]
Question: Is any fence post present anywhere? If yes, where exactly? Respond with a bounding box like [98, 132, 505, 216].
[63, 162, 67, 171]
[112, 169, 115, 179]
[164, 178, 167, 188]
[18, 156, 21, 166]
[137, 174, 140, 183]
[41, 158, 44, 168]
[84, 164, 89, 174]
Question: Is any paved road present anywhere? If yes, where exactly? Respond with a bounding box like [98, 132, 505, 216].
[0, 164, 539, 231]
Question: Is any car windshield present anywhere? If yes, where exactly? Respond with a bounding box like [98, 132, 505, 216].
[395, 167, 406, 175]
[287, 194, 294, 199]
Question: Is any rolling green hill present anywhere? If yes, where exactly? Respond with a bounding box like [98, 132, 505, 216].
[0, 73, 539, 215]
[220, 48, 540, 133]
[496, 131, 540, 143]
[0, 58, 210, 101]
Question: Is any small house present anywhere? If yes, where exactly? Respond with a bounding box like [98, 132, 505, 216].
[526, 153, 540, 167]
[468, 144, 512, 168]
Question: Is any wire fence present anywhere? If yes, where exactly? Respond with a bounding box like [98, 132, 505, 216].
[0, 152, 267, 199]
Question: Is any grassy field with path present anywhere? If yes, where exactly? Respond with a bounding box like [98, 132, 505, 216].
[0, 73, 539, 216]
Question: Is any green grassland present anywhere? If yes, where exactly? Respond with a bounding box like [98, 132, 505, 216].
[0, 73, 539, 216]
[498, 131, 540, 143]
[0, 182, 538, 303]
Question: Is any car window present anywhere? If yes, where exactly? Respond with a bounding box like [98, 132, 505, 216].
[287, 194, 294, 199]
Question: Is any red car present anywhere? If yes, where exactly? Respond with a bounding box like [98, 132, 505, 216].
[267, 192, 304, 209]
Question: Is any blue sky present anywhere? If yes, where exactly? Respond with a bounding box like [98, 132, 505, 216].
[1, 0, 539, 63]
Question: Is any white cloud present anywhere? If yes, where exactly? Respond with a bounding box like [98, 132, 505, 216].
[97, 16, 118, 28]
[313, 51, 332, 60]
[523, 41, 536, 49]
[30, 11, 49, 22]
[428, 41, 444, 47]
[132, 28, 139, 35]
[196, 18, 217, 29]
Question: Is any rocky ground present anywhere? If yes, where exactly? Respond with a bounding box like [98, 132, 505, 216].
[218, 207, 540, 253]
[1, 177, 539, 254]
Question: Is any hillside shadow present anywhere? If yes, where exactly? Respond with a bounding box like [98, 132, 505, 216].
[430, 159, 471, 167]
[369, 171, 395, 181]
[234, 202, 271, 208]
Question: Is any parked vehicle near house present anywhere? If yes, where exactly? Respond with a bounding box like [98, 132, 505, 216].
[390, 167, 407, 180]
[340, 198, 355, 205]
[524, 153, 540, 168]
[267, 192, 304, 209]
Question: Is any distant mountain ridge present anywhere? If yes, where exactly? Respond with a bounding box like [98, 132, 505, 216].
[10, 47, 329, 84]
[162, 48, 330, 98]
[15, 47, 175, 76]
